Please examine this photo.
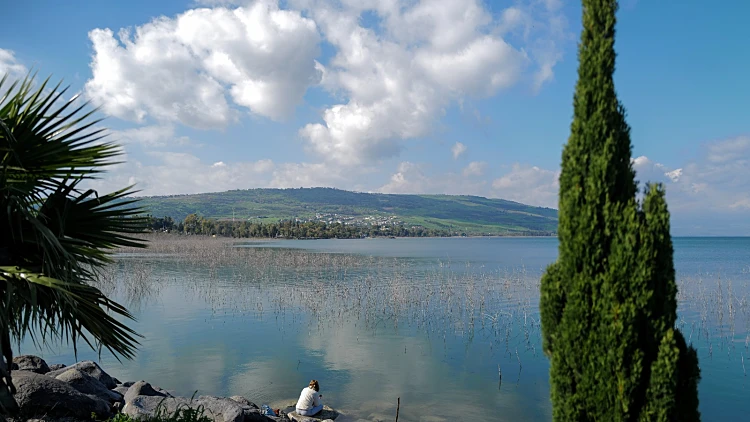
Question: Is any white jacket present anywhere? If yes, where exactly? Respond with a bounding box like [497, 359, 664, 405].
[296, 387, 322, 410]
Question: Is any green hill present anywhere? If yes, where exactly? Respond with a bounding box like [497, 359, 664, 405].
[136, 188, 558, 235]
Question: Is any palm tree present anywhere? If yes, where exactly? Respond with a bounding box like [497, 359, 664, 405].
[0, 73, 149, 420]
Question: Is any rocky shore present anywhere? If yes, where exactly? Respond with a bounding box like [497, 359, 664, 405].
[9, 355, 340, 422]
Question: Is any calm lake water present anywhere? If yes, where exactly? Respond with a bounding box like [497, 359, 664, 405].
[19, 237, 750, 421]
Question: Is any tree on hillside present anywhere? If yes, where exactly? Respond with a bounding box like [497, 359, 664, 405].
[539, 1, 700, 421]
[0, 74, 148, 420]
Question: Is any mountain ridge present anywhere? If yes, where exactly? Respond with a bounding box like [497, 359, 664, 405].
[135, 187, 559, 235]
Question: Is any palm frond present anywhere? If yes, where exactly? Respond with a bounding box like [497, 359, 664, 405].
[0, 71, 149, 396]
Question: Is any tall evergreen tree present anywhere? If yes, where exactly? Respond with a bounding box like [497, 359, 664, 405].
[539, 0, 701, 420]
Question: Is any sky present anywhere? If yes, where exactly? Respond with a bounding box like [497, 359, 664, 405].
[1, 0, 749, 235]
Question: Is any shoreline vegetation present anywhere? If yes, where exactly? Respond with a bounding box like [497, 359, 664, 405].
[146, 215, 557, 239]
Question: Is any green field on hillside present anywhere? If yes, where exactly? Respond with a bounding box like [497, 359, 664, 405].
[136, 188, 558, 235]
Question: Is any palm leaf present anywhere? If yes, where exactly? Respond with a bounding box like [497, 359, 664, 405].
[1, 71, 149, 418]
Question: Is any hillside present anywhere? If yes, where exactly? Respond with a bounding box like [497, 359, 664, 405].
[136, 188, 558, 235]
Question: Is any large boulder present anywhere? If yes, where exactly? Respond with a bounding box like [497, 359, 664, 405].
[46, 361, 117, 389]
[12, 355, 50, 374]
[283, 405, 339, 422]
[229, 395, 259, 409]
[114, 385, 130, 396]
[12, 370, 111, 419]
[123, 394, 273, 422]
[55, 368, 123, 404]
[48, 364, 67, 371]
[193, 396, 245, 422]
[122, 396, 190, 420]
[124, 381, 167, 404]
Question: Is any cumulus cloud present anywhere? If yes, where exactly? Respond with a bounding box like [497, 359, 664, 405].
[82, 149, 350, 196]
[84, 152, 275, 196]
[491, 164, 560, 207]
[378, 162, 430, 194]
[269, 162, 349, 188]
[463, 161, 486, 177]
[0, 48, 26, 79]
[295, 0, 568, 165]
[451, 142, 467, 159]
[84, 0, 322, 129]
[109, 125, 192, 147]
[378, 161, 490, 197]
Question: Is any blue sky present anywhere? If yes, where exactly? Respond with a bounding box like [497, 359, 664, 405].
[2, 0, 749, 235]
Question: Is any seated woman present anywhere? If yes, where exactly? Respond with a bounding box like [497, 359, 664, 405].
[295, 379, 324, 416]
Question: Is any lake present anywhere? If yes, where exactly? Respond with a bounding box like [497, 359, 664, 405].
[19, 236, 750, 421]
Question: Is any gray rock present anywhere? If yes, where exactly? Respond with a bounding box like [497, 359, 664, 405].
[46, 361, 117, 389]
[229, 395, 259, 409]
[12, 370, 111, 419]
[154, 386, 175, 397]
[122, 395, 190, 420]
[284, 405, 339, 422]
[242, 408, 277, 422]
[48, 364, 67, 371]
[55, 368, 123, 404]
[114, 385, 130, 396]
[193, 395, 245, 422]
[12, 355, 50, 374]
[122, 395, 271, 422]
[124, 381, 167, 404]
[123, 381, 135, 387]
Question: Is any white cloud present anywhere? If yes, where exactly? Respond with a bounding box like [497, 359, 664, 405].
[451, 142, 467, 159]
[109, 125, 191, 147]
[378, 162, 430, 194]
[378, 161, 490, 197]
[296, 0, 568, 165]
[85, 152, 275, 196]
[85, 0, 322, 128]
[491, 164, 560, 207]
[269, 162, 349, 188]
[462, 161, 486, 177]
[0, 49, 27, 79]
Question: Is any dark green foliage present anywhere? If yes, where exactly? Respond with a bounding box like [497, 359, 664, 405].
[539, 1, 700, 420]
[134, 188, 558, 235]
[149, 214, 457, 238]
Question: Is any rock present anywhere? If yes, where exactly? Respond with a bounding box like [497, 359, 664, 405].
[284, 405, 340, 422]
[12, 356, 50, 374]
[154, 386, 175, 397]
[48, 364, 67, 371]
[114, 385, 130, 396]
[124, 381, 167, 404]
[12, 370, 111, 419]
[193, 395, 245, 422]
[55, 368, 123, 404]
[230, 395, 259, 409]
[113, 377, 121, 385]
[123, 381, 135, 387]
[46, 361, 117, 389]
[122, 395, 274, 422]
[122, 396, 190, 420]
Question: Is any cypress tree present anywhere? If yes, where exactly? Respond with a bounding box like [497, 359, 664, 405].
[539, 0, 701, 420]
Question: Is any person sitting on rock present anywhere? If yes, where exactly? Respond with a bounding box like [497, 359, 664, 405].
[295, 379, 323, 416]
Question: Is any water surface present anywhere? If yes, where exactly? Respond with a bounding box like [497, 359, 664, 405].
[20, 237, 750, 421]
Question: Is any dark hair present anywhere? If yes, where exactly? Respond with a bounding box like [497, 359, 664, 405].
[309, 379, 319, 392]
